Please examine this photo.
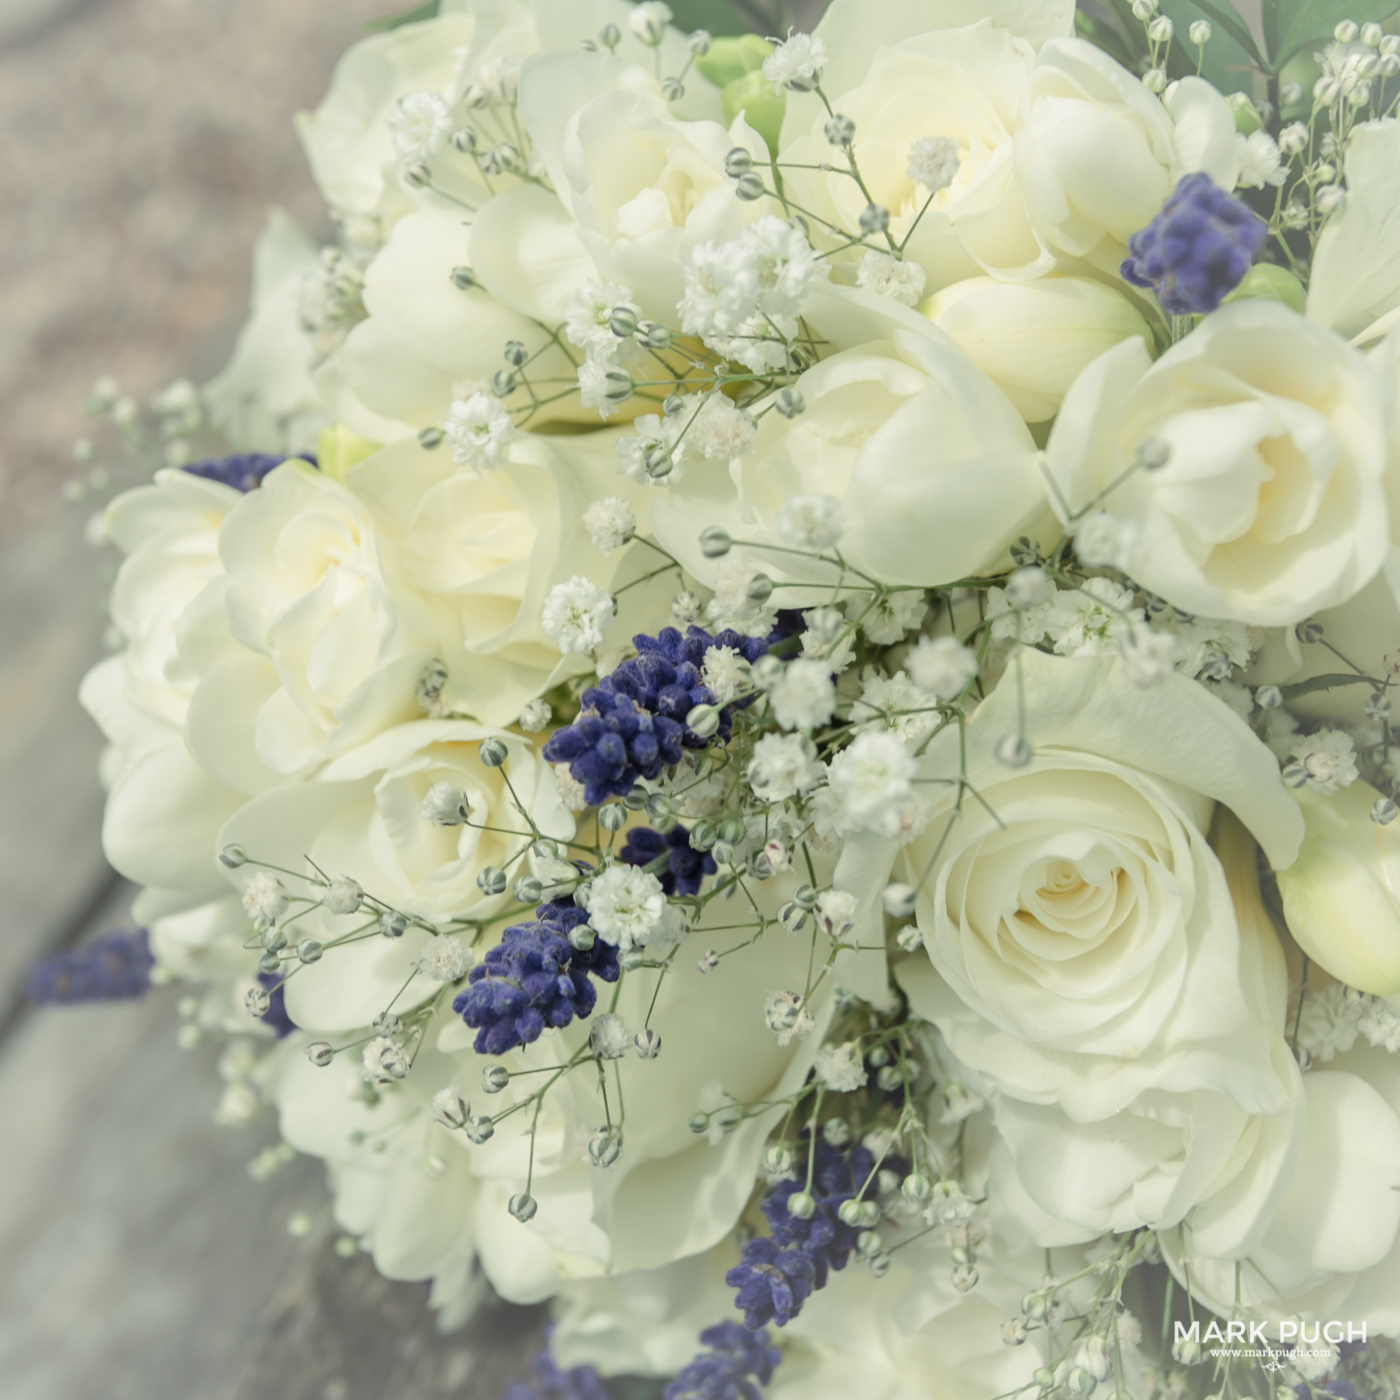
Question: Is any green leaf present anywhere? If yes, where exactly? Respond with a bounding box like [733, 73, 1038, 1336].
[1075, 9, 1140, 69]
[1160, 0, 1260, 92]
[1265, 0, 1400, 68]
[364, 0, 438, 31]
[665, 0, 753, 37]
[1279, 672, 1378, 702]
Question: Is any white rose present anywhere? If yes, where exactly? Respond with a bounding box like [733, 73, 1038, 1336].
[651, 292, 1051, 598]
[1151, 824, 1400, 1330]
[775, 19, 1052, 289]
[846, 650, 1305, 1236]
[1045, 301, 1391, 627]
[1307, 119, 1400, 342]
[272, 867, 831, 1306]
[204, 461, 434, 781]
[517, 52, 769, 322]
[318, 207, 596, 443]
[218, 721, 568, 1031]
[294, 8, 493, 228]
[921, 274, 1150, 422]
[1015, 41, 1240, 264]
[346, 430, 657, 725]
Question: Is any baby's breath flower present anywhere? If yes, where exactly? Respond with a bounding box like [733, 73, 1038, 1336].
[906, 135, 961, 192]
[767, 658, 837, 730]
[389, 91, 453, 163]
[583, 496, 636, 555]
[747, 732, 823, 803]
[445, 393, 515, 471]
[814, 1041, 868, 1092]
[763, 30, 827, 92]
[242, 871, 289, 922]
[855, 251, 928, 306]
[419, 936, 473, 982]
[776, 493, 843, 549]
[905, 636, 976, 700]
[541, 577, 615, 654]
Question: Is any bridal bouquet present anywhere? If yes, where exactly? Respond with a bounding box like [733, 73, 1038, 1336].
[45, 0, 1400, 1394]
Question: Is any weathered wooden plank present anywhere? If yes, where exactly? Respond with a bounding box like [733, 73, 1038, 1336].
[0, 505, 117, 1025]
[212, 1246, 546, 1400]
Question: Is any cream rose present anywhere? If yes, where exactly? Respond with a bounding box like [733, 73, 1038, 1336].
[776, 19, 1053, 290]
[1015, 42, 1240, 267]
[517, 52, 769, 323]
[921, 274, 1150, 422]
[1045, 300, 1392, 627]
[838, 650, 1304, 1235]
[347, 429, 659, 725]
[1277, 780, 1400, 996]
[217, 721, 567, 1031]
[651, 290, 1051, 598]
[205, 460, 434, 782]
[272, 866, 830, 1307]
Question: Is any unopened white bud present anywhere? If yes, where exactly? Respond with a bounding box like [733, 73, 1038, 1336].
[1188, 19, 1211, 43]
[323, 878, 363, 915]
[431, 1087, 470, 1129]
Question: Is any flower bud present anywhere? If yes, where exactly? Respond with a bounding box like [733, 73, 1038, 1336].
[763, 1143, 794, 1176]
[1147, 16, 1174, 41]
[724, 147, 754, 178]
[465, 1114, 495, 1144]
[477, 866, 508, 896]
[1188, 19, 1211, 43]
[859, 204, 890, 235]
[598, 803, 627, 831]
[774, 387, 805, 418]
[1335, 18, 1359, 42]
[220, 844, 248, 868]
[245, 986, 271, 1018]
[479, 736, 509, 767]
[901, 1171, 932, 1202]
[432, 1088, 470, 1130]
[699, 525, 732, 557]
[920, 277, 1151, 424]
[305, 1041, 334, 1067]
[513, 876, 543, 904]
[688, 28, 712, 54]
[686, 703, 722, 738]
[735, 171, 766, 201]
[881, 881, 916, 917]
[508, 1192, 538, 1221]
[995, 734, 1032, 768]
[1277, 780, 1400, 993]
[634, 1028, 662, 1058]
[588, 1127, 623, 1167]
[786, 1190, 817, 1219]
[824, 113, 856, 146]
[450, 264, 477, 289]
[297, 939, 324, 964]
[482, 1065, 510, 1093]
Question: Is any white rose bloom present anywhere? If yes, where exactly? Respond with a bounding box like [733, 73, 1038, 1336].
[1015, 41, 1241, 263]
[1045, 301, 1391, 627]
[651, 301, 1052, 600]
[838, 650, 1306, 1238]
[218, 722, 570, 1031]
[921, 276, 1151, 425]
[273, 862, 833, 1310]
[202, 461, 434, 781]
[345, 431, 656, 725]
[776, 17, 1053, 289]
[516, 51, 769, 324]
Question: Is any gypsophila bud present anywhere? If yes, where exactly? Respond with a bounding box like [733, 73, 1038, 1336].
[859, 204, 890, 235]
[258, 950, 281, 975]
[588, 1127, 623, 1167]
[220, 844, 248, 868]
[478, 737, 508, 768]
[1255, 684, 1283, 710]
[1147, 15, 1174, 41]
[724, 147, 754, 178]
[634, 1028, 662, 1059]
[418, 426, 444, 450]
[508, 1192, 538, 1221]
[1373, 797, 1399, 825]
[1318, 184, 1346, 215]
[700, 525, 732, 557]
[1279, 122, 1309, 155]
[260, 927, 286, 952]
[787, 1190, 817, 1219]
[598, 803, 628, 834]
[293, 939, 321, 965]
[688, 27, 711, 53]
[483, 1064, 510, 1093]
[1188, 19, 1211, 43]
[450, 264, 477, 289]
[698, 949, 719, 973]
[824, 114, 856, 146]
[513, 876, 544, 904]
[379, 911, 407, 939]
[689, 1111, 710, 1133]
[373, 1012, 403, 1039]
[734, 171, 766, 201]
[1335, 18, 1360, 41]
[1142, 68, 1167, 92]
[432, 1088, 470, 1129]
[882, 882, 917, 918]
[306, 1041, 334, 1067]
[1003, 1319, 1028, 1346]
[1132, 0, 1156, 16]
[822, 1117, 852, 1146]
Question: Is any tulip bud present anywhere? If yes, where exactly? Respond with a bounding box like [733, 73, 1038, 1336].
[1277, 780, 1400, 994]
[920, 277, 1151, 423]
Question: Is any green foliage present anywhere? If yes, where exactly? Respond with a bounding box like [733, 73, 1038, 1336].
[364, 0, 438, 32]
[1265, 0, 1400, 67]
[1160, 0, 1262, 92]
[696, 33, 773, 85]
[665, 0, 753, 36]
[723, 68, 785, 152]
